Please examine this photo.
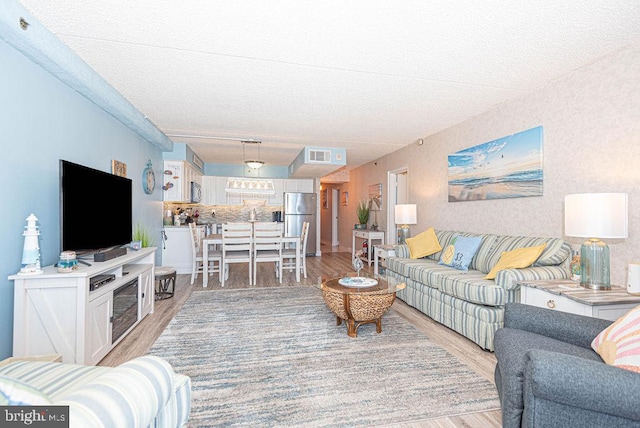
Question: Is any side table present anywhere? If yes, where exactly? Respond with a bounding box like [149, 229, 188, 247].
[352, 229, 385, 266]
[374, 245, 396, 275]
[518, 279, 640, 321]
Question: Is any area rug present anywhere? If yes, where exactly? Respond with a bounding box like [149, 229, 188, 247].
[148, 286, 500, 427]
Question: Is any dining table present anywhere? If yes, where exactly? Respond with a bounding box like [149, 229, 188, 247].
[201, 233, 302, 287]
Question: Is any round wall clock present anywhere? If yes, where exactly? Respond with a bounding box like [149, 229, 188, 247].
[143, 160, 155, 194]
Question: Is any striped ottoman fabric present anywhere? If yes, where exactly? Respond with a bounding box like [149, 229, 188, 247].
[0, 356, 191, 428]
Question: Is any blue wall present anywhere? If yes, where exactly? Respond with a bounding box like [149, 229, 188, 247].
[0, 40, 164, 359]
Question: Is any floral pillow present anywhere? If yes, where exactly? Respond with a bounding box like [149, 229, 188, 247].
[438, 235, 482, 271]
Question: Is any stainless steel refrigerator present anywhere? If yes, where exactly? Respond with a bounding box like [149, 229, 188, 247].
[283, 192, 317, 256]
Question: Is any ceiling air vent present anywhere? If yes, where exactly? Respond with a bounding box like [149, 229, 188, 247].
[308, 149, 331, 163]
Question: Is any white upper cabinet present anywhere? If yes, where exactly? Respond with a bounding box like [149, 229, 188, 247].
[191, 177, 314, 205]
[284, 179, 314, 193]
[267, 179, 285, 206]
[163, 161, 203, 202]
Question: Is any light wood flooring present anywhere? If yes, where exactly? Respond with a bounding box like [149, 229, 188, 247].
[100, 250, 502, 427]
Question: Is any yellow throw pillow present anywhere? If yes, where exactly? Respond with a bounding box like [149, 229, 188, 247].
[405, 228, 442, 259]
[484, 244, 547, 280]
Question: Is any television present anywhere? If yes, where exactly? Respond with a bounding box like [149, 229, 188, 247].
[60, 160, 132, 253]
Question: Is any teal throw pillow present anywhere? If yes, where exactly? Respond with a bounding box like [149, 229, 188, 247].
[438, 235, 482, 271]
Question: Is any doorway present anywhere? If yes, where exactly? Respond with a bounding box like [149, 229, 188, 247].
[386, 167, 408, 244]
[332, 188, 339, 247]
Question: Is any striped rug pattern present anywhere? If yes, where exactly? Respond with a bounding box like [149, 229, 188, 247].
[149, 286, 500, 427]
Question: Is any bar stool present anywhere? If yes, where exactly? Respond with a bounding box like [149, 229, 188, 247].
[155, 266, 176, 300]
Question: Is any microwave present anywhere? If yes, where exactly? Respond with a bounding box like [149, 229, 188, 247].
[190, 181, 202, 203]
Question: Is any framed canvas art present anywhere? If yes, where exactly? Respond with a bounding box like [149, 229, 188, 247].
[448, 126, 543, 202]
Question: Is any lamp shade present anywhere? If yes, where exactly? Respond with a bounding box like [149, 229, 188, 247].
[564, 193, 628, 239]
[395, 204, 417, 225]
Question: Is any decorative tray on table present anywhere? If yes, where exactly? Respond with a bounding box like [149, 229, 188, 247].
[338, 277, 378, 288]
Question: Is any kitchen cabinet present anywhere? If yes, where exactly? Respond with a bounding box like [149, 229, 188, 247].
[214, 177, 230, 204]
[267, 179, 285, 206]
[162, 226, 202, 274]
[163, 161, 203, 202]
[199, 177, 313, 206]
[201, 176, 216, 205]
[284, 179, 314, 193]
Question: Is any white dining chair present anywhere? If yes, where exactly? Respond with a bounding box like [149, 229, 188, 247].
[188, 223, 222, 285]
[221, 222, 253, 287]
[281, 221, 309, 279]
[252, 222, 284, 285]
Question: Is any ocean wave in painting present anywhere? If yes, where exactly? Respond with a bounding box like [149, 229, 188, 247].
[448, 169, 543, 202]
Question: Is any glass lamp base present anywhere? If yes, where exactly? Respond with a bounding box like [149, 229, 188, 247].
[397, 225, 411, 244]
[580, 238, 611, 290]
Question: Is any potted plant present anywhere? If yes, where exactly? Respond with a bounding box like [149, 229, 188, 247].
[132, 224, 154, 249]
[355, 201, 370, 229]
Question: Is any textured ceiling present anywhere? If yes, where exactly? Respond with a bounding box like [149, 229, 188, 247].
[18, 1, 640, 173]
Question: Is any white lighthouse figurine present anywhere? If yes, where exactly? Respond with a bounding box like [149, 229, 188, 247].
[19, 213, 43, 275]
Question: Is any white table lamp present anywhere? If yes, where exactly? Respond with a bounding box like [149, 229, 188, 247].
[564, 193, 628, 290]
[395, 204, 417, 244]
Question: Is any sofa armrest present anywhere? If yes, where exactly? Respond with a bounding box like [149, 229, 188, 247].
[495, 266, 569, 291]
[504, 303, 612, 349]
[59, 356, 175, 428]
[524, 350, 640, 424]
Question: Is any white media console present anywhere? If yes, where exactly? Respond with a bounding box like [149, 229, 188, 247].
[9, 247, 156, 365]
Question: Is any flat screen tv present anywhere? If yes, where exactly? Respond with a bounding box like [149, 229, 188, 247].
[60, 160, 132, 253]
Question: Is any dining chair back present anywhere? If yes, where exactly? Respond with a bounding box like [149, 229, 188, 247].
[281, 221, 309, 279]
[188, 223, 222, 285]
[253, 222, 284, 285]
[221, 222, 253, 287]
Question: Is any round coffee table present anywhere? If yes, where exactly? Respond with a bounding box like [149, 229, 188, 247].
[321, 273, 405, 337]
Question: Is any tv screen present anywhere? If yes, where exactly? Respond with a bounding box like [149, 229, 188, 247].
[60, 160, 132, 253]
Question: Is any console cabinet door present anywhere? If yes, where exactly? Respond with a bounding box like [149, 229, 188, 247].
[139, 268, 154, 317]
[88, 292, 113, 365]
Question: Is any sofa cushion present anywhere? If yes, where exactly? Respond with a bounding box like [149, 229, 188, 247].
[387, 258, 447, 288]
[438, 235, 482, 271]
[0, 375, 52, 405]
[405, 227, 441, 259]
[478, 235, 571, 273]
[484, 244, 547, 280]
[592, 304, 640, 373]
[438, 272, 509, 306]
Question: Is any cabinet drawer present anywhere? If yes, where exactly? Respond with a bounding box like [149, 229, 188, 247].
[353, 231, 368, 239]
[523, 287, 587, 316]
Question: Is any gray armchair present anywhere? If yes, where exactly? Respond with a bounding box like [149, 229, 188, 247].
[494, 303, 640, 428]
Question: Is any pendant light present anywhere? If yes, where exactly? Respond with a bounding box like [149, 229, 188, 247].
[244, 141, 264, 169]
[226, 141, 275, 194]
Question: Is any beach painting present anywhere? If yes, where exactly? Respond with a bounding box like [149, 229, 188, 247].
[448, 126, 543, 202]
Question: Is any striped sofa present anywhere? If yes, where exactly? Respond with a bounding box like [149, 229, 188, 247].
[386, 230, 572, 351]
[0, 355, 191, 427]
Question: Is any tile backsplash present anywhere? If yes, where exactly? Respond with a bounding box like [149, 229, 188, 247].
[164, 203, 282, 225]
